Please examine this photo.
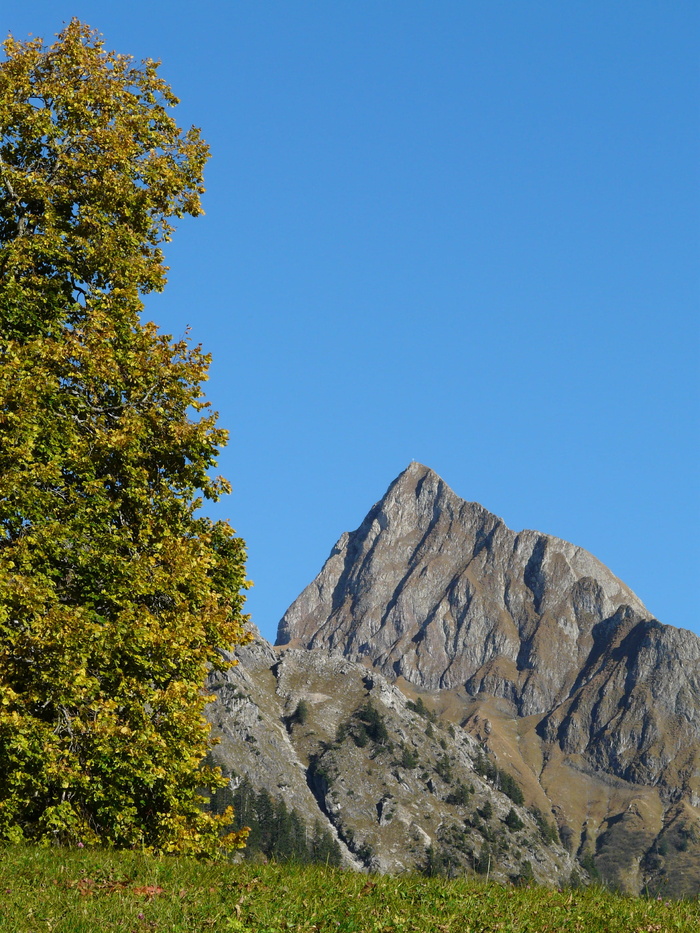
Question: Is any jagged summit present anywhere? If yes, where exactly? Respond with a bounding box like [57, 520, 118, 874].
[276, 463, 648, 712]
[361, 460, 505, 533]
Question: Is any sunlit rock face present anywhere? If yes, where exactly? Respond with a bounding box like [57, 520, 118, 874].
[277, 462, 648, 709]
[206, 625, 577, 884]
[276, 463, 700, 793]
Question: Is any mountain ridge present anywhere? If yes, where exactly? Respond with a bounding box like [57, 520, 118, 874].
[203, 464, 698, 894]
[266, 462, 700, 894]
[277, 462, 653, 705]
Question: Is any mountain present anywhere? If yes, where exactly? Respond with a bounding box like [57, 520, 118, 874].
[272, 463, 700, 896]
[278, 462, 646, 702]
[206, 626, 577, 884]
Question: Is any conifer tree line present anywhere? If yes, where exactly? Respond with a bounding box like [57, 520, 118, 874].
[212, 778, 342, 867]
[0, 20, 250, 852]
[473, 752, 525, 806]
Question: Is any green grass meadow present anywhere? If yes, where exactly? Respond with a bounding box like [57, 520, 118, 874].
[0, 846, 697, 932]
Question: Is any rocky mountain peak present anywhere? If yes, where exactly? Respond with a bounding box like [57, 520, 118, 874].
[276, 463, 649, 715]
[349, 461, 502, 551]
[212, 464, 699, 896]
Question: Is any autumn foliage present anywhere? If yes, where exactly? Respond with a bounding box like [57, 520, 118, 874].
[0, 20, 250, 852]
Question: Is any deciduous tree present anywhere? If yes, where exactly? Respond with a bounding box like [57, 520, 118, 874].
[0, 19, 250, 853]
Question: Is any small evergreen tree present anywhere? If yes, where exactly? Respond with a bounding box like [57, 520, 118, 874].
[407, 697, 438, 723]
[423, 844, 443, 877]
[435, 754, 454, 784]
[399, 745, 419, 769]
[311, 820, 342, 866]
[580, 851, 601, 881]
[231, 778, 259, 853]
[271, 798, 294, 860]
[530, 807, 559, 844]
[288, 810, 309, 863]
[334, 722, 348, 745]
[498, 769, 525, 806]
[293, 700, 310, 726]
[479, 800, 493, 821]
[514, 859, 535, 886]
[355, 702, 389, 744]
[504, 808, 524, 832]
[254, 789, 276, 855]
[231, 783, 341, 866]
[446, 780, 472, 806]
[475, 842, 493, 875]
[474, 752, 496, 780]
[353, 725, 369, 748]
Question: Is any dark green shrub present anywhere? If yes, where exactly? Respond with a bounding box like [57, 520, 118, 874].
[474, 752, 497, 781]
[354, 702, 389, 745]
[446, 781, 472, 806]
[335, 722, 348, 744]
[514, 859, 535, 886]
[505, 808, 524, 832]
[580, 851, 601, 881]
[293, 700, 310, 726]
[479, 800, 493, 821]
[530, 807, 558, 844]
[435, 754, 454, 784]
[498, 769, 524, 805]
[353, 725, 369, 748]
[474, 842, 493, 875]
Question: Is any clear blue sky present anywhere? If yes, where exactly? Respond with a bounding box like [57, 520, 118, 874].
[5, 2, 699, 641]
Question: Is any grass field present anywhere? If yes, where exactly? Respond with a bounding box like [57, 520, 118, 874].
[0, 845, 697, 932]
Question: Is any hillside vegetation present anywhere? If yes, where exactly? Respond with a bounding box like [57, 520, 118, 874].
[1, 846, 698, 932]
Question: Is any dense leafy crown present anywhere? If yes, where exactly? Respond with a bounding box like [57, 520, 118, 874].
[0, 18, 208, 338]
[0, 20, 250, 853]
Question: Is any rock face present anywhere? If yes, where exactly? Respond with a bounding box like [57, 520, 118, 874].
[277, 463, 646, 703]
[274, 463, 700, 895]
[206, 625, 576, 884]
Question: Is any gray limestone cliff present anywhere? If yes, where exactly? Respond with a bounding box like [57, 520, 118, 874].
[276, 463, 649, 707]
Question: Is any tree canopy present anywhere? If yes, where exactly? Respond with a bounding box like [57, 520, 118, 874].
[0, 20, 250, 853]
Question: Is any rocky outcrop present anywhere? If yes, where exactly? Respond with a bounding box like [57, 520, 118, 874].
[540, 610, 700, 791]
[206, 626, 576, 884]
[274, 463, 700, 895]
